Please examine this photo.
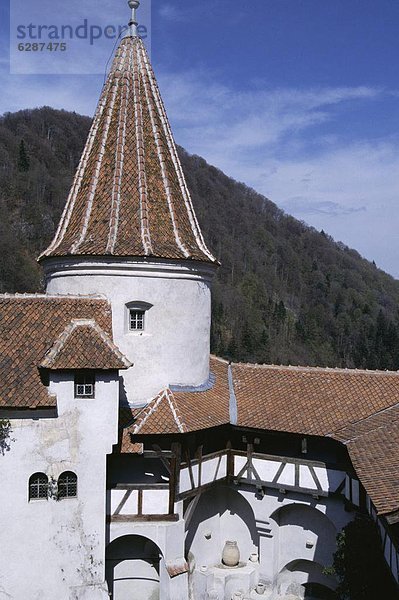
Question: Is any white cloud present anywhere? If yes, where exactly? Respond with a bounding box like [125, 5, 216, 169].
[1, 51, 397, 278]
[158, 70, 398, 277]
[0, 68, 101, 116]
[158, 4, 187, 22]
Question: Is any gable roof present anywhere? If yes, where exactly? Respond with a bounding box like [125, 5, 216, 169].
[40, 319, 131, 371]
[124, 357, 230, 438]
[121, 357, 399, 516]
[40, 36, 216, 265]
[0, 295, 116, 409]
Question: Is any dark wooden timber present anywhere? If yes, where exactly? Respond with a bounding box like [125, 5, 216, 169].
[109, 514, 179, 523]
[169, 442, 181, 514]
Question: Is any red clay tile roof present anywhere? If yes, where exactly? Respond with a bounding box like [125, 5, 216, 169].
[334, 405, 399, 516]
[40, 319, 131, 371]
[120, 357, 230, 448]
[40, 36, 216, 265]
[232, 363, 399, 436]
[121, 358, 399, 515]
[0, 295, 114, 409]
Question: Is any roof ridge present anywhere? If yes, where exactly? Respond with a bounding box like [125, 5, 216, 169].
[129, 388, 187, 434]
[0, 293, 108, 300]
[231, 361, 399, 377]
[331, 402, 399, 443]
[40, 318, 132, 369]
[130, 389, 169, 434]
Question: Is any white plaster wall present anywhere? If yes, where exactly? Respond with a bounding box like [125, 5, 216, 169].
[185, 479, 353, 598]
[43, 257, 216, 405]
[0, 372, 119, 600]
[108, 519, 188, 600]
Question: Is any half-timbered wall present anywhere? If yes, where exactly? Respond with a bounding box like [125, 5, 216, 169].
[345, 474, 399, 586]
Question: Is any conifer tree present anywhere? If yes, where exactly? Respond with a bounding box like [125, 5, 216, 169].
[18, 139, 30, 172]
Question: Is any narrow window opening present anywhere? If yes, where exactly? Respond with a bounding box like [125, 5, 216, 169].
[74, 371, 95, 398]
[58, 471, 77, 499]
[29, 472, 48, 501]
[129, 309, 145, 331]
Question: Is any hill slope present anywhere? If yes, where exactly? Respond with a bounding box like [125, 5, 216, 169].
[1, 106, 399, 369]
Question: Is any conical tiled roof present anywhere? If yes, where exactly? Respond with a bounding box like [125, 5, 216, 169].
[40, 36, 216, 263]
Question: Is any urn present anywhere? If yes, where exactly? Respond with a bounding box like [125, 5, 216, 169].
[222, 540, 240, 567]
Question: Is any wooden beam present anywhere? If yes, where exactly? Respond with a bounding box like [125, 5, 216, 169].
[109, 514, 179, 523]
[169, 442, 181, 514]
[238, 476, 328, 498]
[227, 441, 234, 483]
[196, 445, 203, 489]
[308, 465, 323, 493]
[109, 483, 169, 490]
[177, 477, 228, 501]
[114, 490, 132, 516]
[185, 448, 195, 490]
[233, 449, 326, 469]
[143, 451, 174, 459]
[180, 448, 228, 468]
[151, 444, 172, 474]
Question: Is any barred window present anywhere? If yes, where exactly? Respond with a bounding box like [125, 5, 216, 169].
[74, 372, 95, 398]
[29, 472, 48, 500]
[129, 309, 145, 331]
[58, 471, 77, 499]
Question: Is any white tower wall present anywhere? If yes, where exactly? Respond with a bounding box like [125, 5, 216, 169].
[43, 257, 216, 405]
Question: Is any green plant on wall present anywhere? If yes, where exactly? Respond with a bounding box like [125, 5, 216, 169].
[0, 419, 13, 455]
[324, 515, 399, 599]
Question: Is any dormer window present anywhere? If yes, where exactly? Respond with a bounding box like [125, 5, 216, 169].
[74, 372, 95, 398]
[129, 309, 145, 331]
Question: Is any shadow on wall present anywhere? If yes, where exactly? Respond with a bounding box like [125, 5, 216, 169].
[105, 534, 161, 600]
[185, 485, 259, 568]
[270, 503, 338, 599]
[278, 559, 337, 599]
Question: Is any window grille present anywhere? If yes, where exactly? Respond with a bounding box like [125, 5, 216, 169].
[74, 372, 95, 398]
[129, 309, 145, 331]
[29, 472, 48, 500]
[58, 471, 77, 499]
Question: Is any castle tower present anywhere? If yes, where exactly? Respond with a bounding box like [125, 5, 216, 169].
[39, 7, 217, 404]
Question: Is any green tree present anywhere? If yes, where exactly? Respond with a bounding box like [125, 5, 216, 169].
[17, 139, 30, 172]
[326, 516, 399, 599]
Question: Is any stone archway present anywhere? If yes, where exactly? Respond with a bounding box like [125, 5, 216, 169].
[185, 485, 259, 569]
[106, 534, 162, 600]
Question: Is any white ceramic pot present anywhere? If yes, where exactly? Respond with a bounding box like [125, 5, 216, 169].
[256, 582, 266, 595]
[222, 540, 240, 567]
[249, 552, 259, 563]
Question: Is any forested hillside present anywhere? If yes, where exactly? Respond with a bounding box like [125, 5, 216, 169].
[1, 107, 399, 369]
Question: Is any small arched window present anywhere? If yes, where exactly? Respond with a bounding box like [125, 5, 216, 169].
[58, 471, 77, 499]
[29, 472, 48, 501]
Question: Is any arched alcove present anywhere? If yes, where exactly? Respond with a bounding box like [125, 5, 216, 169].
[270, 503, 337, 572]
[185, 485, 258, 569]
[106, 535, 162, 600]
[277, 558, 337, 598]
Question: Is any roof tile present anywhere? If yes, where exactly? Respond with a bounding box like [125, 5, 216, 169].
[40, 36, 216, 265]
[0, 295, 114, 409]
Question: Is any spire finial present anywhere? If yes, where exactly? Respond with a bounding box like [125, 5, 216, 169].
[128, 0, 140, 37]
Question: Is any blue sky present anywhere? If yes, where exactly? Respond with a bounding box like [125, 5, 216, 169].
[1, 0, 399, 277]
